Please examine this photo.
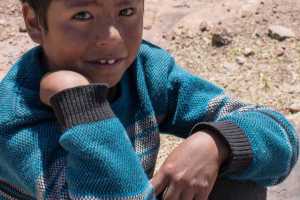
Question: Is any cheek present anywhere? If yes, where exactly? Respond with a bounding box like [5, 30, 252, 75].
[128, 16, 143, 38]
[60, 23, 91, 45]
[122, 18, 143, 55]
[46, 23, 92, 65]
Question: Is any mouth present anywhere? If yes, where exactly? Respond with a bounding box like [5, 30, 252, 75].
[85, 58, 125, 68]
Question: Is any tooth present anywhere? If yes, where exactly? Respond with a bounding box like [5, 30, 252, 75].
[100, 60, 107, 64]
[108, 59, 116, 64]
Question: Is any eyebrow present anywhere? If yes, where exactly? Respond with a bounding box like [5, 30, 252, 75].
[116, 0, 138, 7]
[65, 0, 99, 8]
[65, 0, 138, 8]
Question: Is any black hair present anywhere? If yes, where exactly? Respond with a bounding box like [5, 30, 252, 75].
[20, 0, 52, 30]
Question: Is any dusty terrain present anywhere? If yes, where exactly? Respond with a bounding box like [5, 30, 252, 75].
[0, 0, 299, 199]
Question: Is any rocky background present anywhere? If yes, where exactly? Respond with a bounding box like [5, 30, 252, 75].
[0, 0, 299, 199]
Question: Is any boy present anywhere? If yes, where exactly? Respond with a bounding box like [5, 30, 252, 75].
[0, 0, 298, 199]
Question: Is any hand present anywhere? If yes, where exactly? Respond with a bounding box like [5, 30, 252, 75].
[151, 131, 229, 200]
[40, 70, 90, 106]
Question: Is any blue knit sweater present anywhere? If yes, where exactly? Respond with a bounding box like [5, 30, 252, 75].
[0, 40, 298, 199]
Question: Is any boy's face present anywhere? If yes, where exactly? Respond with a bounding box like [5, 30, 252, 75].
[27, 0, 144, 87]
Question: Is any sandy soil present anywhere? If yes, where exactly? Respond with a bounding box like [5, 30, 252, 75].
[0, 0, 299, 199]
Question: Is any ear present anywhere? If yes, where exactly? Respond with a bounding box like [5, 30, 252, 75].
[22, 3, 44, 44]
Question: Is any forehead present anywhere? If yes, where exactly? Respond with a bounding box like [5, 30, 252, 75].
[63, 0, 140, 7]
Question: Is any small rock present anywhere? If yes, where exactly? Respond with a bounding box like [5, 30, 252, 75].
[254, 31, 261, 38]
[236, 57, 246, 65]
[223, 62, 238, 71]
[203, 37, 210, 44]
[0, 19, 6, 26]
[223, 63, 232, 70]
[243, 48, 255, 57]
[276, 48, 285, 57]
[211, 27, 233, 47]
[19, 25, 27, 33]
[262, 18, 268, 23]
[143, 25, 152, 30]
[277, 51, 284, 57]
[288, 103, 300, 113]
[241, 11, 249, 18]
[199, 21, 209, 32]
[268, 25, 296, 41]
[211, 51, 217, 56]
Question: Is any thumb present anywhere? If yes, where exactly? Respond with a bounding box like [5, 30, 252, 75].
[150, 170, 169, 196]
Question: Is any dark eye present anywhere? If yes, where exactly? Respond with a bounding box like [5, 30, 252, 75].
[119, 8, 135, 17]
[72, 11, 93, 21]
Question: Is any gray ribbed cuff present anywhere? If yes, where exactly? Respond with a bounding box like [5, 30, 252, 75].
[191, 121, 253, 173]
[50, 84, 114, 131]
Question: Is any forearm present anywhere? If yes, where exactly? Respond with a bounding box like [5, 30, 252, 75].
[50, 84, 155, 199]
[218, 108, 299, 185]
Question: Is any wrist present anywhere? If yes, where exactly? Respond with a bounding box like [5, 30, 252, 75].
[196, 130, 230, 166]
[191, 121, 253, 173]
[50, 84, 113, 130]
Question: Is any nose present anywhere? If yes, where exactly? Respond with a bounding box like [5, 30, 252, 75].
[95, 25, 122, 47]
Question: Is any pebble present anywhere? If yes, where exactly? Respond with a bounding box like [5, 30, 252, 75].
[241, 11, 249, 18]
[143, 25, 152, 30]
[236, 56, 246, 65]
[276, 48, 285, 57]
[244, 48, 255, 57]
[223, 62, 238, 71]
[254, 31, 261, 38]
[262, 18, 268, 23]
[211, 27, 233, 47]
[268, 25, 296, 41]
[199, 21, 209, 32]
[0, 19, 6, 26]
[19, 25, 27, 33]
[289, 103, 300, 113]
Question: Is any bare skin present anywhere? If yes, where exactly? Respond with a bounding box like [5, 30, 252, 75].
[29, 0, 230, 199]
[40, 71, 90, 106]
[151, 130, 229, 200]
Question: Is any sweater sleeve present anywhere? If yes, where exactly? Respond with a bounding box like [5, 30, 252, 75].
[157, 56, 299, 186]
[0, 84, 155, 200]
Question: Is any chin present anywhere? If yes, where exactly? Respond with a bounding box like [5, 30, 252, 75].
[90, 78, 120, 88]
[107, 80, 120, 88]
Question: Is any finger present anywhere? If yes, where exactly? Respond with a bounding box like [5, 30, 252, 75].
[194, 192, 208, 200]
[163, 183, 181, 200]
[179, 187, 196, 200]
[150, 171, 169, 196]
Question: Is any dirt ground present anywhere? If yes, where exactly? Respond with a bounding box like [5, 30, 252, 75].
[0, 0, 299, 199]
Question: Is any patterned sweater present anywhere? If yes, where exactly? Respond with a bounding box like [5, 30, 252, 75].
[0, 40, 298, 200]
